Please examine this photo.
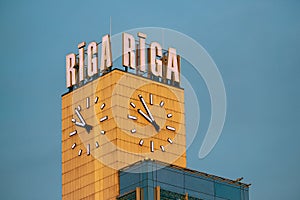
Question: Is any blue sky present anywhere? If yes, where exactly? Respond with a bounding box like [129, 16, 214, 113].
[1, 0, 300, 199]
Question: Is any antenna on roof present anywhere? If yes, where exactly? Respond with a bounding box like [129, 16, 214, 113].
[162, 29, 164, 50]
[110, 16, 112, 36]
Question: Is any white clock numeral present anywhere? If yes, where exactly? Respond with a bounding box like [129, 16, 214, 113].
[130, 102, 136, 108]
[71, 118, 76, 123]
[87, 144, 90, 155]
[101, 103, 105, 110]
[150, 94, 153, 105]
[100, 130, 106, 135]
[166, 126, 176, 131]
[77, 105, 81, 111]
[160, 145, 165, 152]
[131, 129, 136, 133]
[94, 96, 99, 104]
[71, 143, 76, 149]
[150, 141, 154, 152]
[139, 139, 144, 146]
[69, 130, 77, 137]
[95, 141, 99, 148]
[128, 115, 137, 120]
[100, 116, 108, 122]
[167, 138, 173, 144]
[86, 97, 90, 109]
[78, 149, 82, 156]
[160, 101, 164, 107]
[167, 113, 172, 118]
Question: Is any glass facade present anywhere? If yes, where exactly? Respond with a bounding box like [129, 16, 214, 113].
[117, 191, 136, 200]
[119, 160, 249, 200]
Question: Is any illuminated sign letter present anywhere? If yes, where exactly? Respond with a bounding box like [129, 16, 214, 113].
[87, 42, 98, 77]
[166, 48, 180, 83]
[100, 34, 112, 72]
[149, 42, 162, 77]
[137, 32, 147, 72]
[122, 32, 136, 69]
[66, 53, 77, 88]
[78, 42, 86, 82]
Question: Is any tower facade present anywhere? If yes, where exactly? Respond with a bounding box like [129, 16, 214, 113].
[62, 69, 186, 199]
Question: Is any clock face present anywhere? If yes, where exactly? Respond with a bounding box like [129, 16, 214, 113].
[127, 92, 176, 153]
[107, 74, 184, 157]
[69, 95, 108, 156]
[68, 71, 186, 169]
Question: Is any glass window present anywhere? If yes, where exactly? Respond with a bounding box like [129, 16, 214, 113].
[214, 182, 241, 200]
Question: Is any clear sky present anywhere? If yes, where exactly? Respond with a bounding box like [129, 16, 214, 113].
[1, 0, 299, 199]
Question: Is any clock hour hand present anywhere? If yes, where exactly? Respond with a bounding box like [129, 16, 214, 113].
[74, 109, 92, 133]
[75, 108, 86, 126]
[75, 121, 85, 127]
[138, 109, 152, 123]
[138, 109, 160, 132]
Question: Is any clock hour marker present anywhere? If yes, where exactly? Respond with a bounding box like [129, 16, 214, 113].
[130, 102, 136, 108]
[87, 144, 90, 155]
[78, 149, 82, 156]
[95, 141, 99, 148]
[160, 101, 164, 107]
[100, 130, 106, 135]
[71, 143, 76, 149]
[77, 105, 81, 111]
[166, 126, 176, 131]
[131, 129, 136, 133]
[94, 96, 99, 103]
[160, 145, 165, 152]
[127, 115, 137, 120]
[149, 94, 153, 105]
[167, 113, 172, 118]
[86, 97, 90, 109]
[100, 103, 105, 110]
[69, 130, 77, 137]
[100, 116, 108, 122]
[150, 141, 154, 152]
[139, 139, 144, 146]
[167, 138, 173, 144]
[71, 118, 76, 123]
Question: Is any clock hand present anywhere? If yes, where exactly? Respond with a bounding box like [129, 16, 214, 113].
[75, 108, 86, 126]
[84, 124, 93, 133]
[73, 111, 92, 132]
[138, 109, 153, 123]
[151, 120, 160, 132]
[138, 95, 160, 132]
[138, 109, 160, 132]
[74, 120, 92, 133]
[138, 95, 155, 121]
[75, 121, 85, 127]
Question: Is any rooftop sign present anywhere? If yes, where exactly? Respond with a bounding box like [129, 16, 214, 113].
[66, 32, 181, 88]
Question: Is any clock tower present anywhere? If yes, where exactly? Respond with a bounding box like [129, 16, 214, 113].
[62, 66, 186, 198]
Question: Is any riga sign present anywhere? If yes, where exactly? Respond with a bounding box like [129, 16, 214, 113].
[66, 32, 180, 88]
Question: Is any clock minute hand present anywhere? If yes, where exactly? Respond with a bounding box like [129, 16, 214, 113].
[75, 108, 86, 126]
